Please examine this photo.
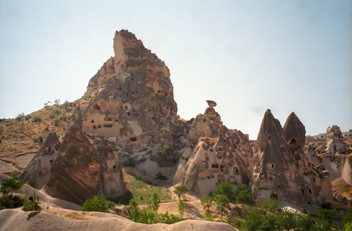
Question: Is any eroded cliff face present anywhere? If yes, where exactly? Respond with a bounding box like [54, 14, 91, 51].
[251, 110, 334, 211]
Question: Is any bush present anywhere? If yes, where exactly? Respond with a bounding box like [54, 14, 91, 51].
[213, 194, 229, 217]
[52, 108, 63, 116]
[155, 172, 167, 180]
[178, 199, 184, 216]
[0, 175, 24, 196]
[32, 114, 42, 123]
[16, 113, 25, 121]
[173, 184, 189, 200]
[0, 175, 25, 210]
[200, 195, 213, 212]
[22, 193, 40, 211]
[158, 145, 172, 158]
[32, 134, 43, 143]
[215, 181, 234, 202]
[129, 199, 183, 224]
[124, 157, 136, 167]
[0, 195, 24, 210]
[151, 192, 160, 211]
[82, 195, 113, 212]
[236, 188, 252, 204]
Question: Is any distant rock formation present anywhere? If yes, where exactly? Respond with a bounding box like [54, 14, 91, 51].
[43, 124, 126, 204]
[21, 132, 60, 188]
[251, 110, 333, 211]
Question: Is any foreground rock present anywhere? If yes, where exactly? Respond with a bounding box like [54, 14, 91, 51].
[0, 209, 237, 231]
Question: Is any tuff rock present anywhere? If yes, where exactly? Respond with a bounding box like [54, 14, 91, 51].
[251, 110, 333, 211]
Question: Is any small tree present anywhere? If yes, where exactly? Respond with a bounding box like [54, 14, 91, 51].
[151, 192, 160, 211]
[0, 175, 24, 197]
[82, 195, 112, 212]
[0, 175, 25, 209]
[200, 195, 213, 212]
[173, 184, 189, 200]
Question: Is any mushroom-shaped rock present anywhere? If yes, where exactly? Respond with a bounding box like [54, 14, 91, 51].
[206, 100, 217, 108]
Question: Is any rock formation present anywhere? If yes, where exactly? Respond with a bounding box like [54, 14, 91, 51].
[43, 124, 126, 204]
[174, 102, 252, 196]
[79, 30, 178, 142]
[251, 110, 334, 211]
[283, 112, 306, 152]
[21, 132, 60, 188]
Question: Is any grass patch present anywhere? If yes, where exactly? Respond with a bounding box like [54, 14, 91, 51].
[124, 171, 171, 204]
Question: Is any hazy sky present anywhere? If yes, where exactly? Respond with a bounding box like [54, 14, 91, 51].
[0, 0, 351, 138]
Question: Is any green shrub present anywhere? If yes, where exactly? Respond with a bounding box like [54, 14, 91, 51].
[32, 114, 42, 123]
[158, 212, 183, 224]
[236, 188, 252, 204]
[158, 145, 172, 158]
[124, 157, 136, 167]
[178, 199, 184, 216]
[52, 108, 63, 116]
[0, 195, 24, 210]
[16, 113, 25, 121]
[32, 134, 43, 143]
[215, 181, 234, 202]
[155, 172, 167, 180]
[0, 175, 24, 196]
[151, 192, 160, 211]
[200, 195, 213, 212]
[129, 199, 183, 224]
[82, 195, 113, 212]
[22, 193, 40, 211]
[173, 184, 189, 200]
[0, 175, 25, 210]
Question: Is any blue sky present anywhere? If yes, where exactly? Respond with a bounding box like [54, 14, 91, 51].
[0, 0, 351, 138]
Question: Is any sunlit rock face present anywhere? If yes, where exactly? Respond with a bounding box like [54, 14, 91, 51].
[43, 124, 126, 204]
[79, 30, 178, 142]
[251, 110, 333, 211]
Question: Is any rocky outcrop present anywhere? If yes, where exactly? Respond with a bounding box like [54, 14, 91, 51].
[44, 124, 126, 204]
[283, 112, 306, 151]
[21, 132, 60, 188]
[251, 110, 334, 211]
[174, 102, 252, 196]
[79, 30, 178, 143]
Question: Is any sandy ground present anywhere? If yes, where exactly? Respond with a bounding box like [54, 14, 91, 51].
[0, 208, 237, 231]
